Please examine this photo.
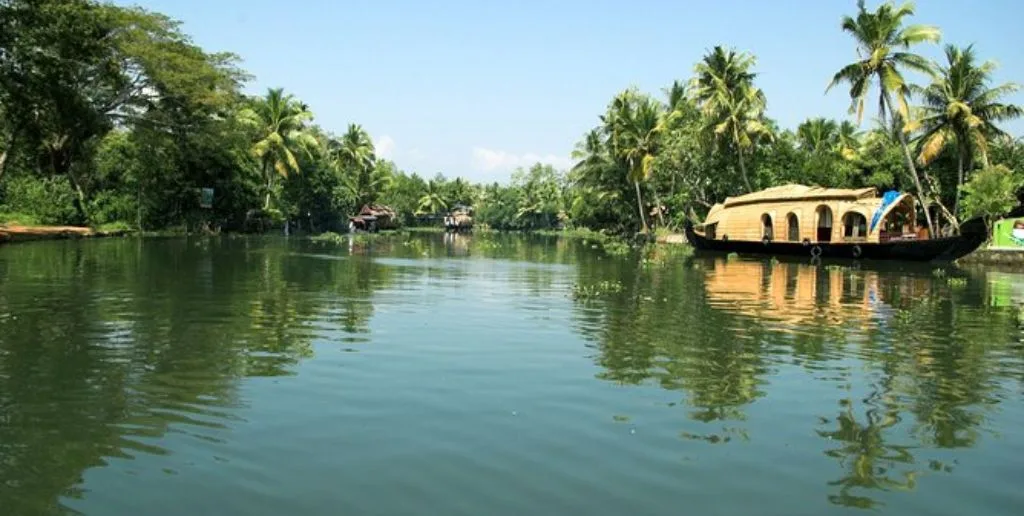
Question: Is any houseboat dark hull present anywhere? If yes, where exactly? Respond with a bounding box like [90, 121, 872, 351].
[684, 220, 986, 262]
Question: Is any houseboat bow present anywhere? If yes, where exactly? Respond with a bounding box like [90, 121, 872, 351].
[684, 185, 986, 262]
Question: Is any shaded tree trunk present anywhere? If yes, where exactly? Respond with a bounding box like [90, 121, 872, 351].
[882, 90, 936, 237]
[736, 148, 753, 192]
[0, 131, 15, 183]
[47, 135, 89, 223]
[263, 161, 273, 210]
[952, 143, 965, 234]
[0, 148, 9, 184]
[634, 180, 648, 234]
[66, 170, 89, 224]
[652, 190, 667, 227]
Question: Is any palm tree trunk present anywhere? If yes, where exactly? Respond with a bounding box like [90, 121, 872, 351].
[0, 148, 9, 184]
[653, 191, 667, 227]
[882, 90, 936, 237]
[634, 180, 649, 234]
[67, 170, 89, 224]
[736, 148, 753, 192]
[952, 144, 965, 233]
[263, 161, 273, 210]
[0, 130, 15, 183]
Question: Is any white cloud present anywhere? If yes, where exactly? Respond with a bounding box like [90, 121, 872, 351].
[374, 135, 395, 160]
[470, 147, 572, 173]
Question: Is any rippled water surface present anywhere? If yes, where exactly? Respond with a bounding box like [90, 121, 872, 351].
[1, 234, 1023, 515]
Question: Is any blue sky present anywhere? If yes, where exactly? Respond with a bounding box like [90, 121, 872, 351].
[113, 0, 1024, 183]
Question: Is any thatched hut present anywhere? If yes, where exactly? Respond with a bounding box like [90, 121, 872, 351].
[348, 203, 399, 233]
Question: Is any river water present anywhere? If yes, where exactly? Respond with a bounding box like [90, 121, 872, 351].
[0, 233, 1022, 515]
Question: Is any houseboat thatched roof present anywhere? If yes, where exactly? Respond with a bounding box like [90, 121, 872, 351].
[721, 184, 878, 208]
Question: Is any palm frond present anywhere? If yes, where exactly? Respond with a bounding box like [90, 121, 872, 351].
[827, 63, 865, 93]
[891, 51, 936, 76]
[972, 82, 1021, 105]
[917, 129, 948, 165]
[897, 24, 941, 46]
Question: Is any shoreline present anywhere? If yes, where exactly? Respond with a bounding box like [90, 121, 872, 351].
[956, 247, 1024, 267]
[0, 224, 132, 244]
[5, 224, 1024, 268]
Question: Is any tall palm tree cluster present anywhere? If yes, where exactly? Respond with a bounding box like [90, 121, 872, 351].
[571, 0, 1021, 236]
[238, 88, 384, 214]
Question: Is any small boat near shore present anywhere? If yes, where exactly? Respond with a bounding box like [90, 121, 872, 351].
[684, 184, 986, 262]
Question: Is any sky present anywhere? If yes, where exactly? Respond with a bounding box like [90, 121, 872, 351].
[112, 0, 1024, 183]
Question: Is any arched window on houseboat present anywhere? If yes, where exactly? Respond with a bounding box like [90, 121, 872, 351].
[816, 205, 833, 242]
[843, 211, 868, 239]
[787, 213, 799, 242]
[761, 214, 773, 240]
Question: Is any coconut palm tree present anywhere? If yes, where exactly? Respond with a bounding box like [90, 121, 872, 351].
[417, 179, 448, 215]
[238, 88, 319, 210]
[660, 80, 694, 131]
[796, 118, 863, 160]
[692, 46, 773, 192]
[826, 0, 941, 234]
[330, 124, 380, 208]
[837, 120, 863, 160]
[341, 159, 393, 209]
[912, 44, 1022, 219]
[602, 90, 664, 232]
[797, 118, 840, 154]
[331, 123, 376, 174]
[569, 127, 625, 222]
[571, 128, 609, 174]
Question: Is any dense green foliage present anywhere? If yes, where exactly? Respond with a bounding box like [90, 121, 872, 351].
[0, 0, 1020, 237]
[960, 165, 1023, 229]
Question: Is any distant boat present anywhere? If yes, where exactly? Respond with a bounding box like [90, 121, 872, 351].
[683, 184, 986, 262]
[443, 205, 474, 233]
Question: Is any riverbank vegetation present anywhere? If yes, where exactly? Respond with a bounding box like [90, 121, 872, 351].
[0, 0, 1020, 238]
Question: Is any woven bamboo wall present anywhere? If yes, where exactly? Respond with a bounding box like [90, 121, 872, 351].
[704, 198, 885, 244]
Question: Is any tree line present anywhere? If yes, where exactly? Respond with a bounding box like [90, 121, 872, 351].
[0, 0, 1021, 236]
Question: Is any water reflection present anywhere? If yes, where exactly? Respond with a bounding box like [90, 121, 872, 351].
[0, 233, 596, 515]
[703, 259, 886, 328]
[0, 237, 398, 514]
[1, 235, 1022, 514]
[576, 255, 1024, 510]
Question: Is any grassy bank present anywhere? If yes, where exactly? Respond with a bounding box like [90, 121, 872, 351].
[0, 223, 133, 244]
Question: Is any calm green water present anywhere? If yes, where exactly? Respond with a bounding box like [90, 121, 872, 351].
[1, 233, 1022, 515]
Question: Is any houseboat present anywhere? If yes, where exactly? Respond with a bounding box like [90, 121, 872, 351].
[443, 205, 474, 233]
[683, 184, 986, 262]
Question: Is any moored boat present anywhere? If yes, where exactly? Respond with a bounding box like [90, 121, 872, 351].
[684, 184, 986, 262]
[443, 205, 474, 233]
